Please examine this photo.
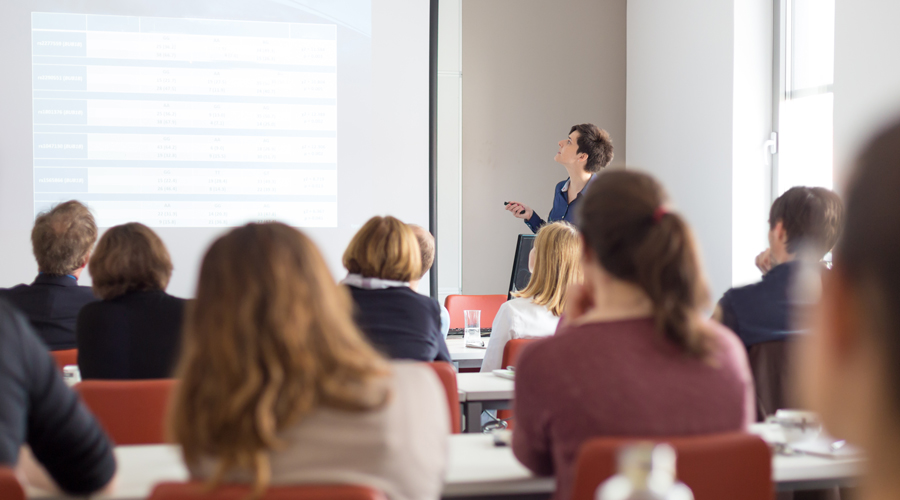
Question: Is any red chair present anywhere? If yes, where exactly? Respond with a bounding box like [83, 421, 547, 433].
[570, 432, 772, 500]
[427, 362, 461, 433]
[148, 482, 387, 500]
[50, 348, 78, 371]
[0, 468, 25, 500]
[495, 339, 538, 427]
[74, 379, 176, 445]
[444, 295, 507, 330]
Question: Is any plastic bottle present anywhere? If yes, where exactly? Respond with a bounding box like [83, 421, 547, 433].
[595, 443, 694, 500]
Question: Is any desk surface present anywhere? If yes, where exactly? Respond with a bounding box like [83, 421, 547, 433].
[456, 372, 515, 402]
[446, 337, 489, 362]
[25, 429, 863, 499]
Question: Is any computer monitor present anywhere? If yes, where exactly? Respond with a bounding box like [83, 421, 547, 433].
[507, 234, 536, 300]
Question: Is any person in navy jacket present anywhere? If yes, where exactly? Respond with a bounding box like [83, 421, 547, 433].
[0, 201, 99, 350]
[505, 124, 614, 232]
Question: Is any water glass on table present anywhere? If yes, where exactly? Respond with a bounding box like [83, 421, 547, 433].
[464, 309, 483, 347]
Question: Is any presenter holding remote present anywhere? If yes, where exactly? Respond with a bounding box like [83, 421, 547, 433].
[505, 124, 614, 232]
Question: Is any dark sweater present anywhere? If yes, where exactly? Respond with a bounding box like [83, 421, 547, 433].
[77, 290, 186, 380]
[512, 318, 753, 500]
[347, 286, 451, 362]
[718, 261, 803, 348]
[0, 299, 116, 495]
[0, 274, 98, 350]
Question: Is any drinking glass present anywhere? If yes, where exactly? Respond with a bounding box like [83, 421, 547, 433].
[464, 309, 481, 346]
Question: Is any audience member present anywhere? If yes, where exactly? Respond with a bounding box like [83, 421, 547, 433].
[512, 170, 753, 500]
[0, 201, 98, 350]
[799, 120, 900, 500]
[480, 221, 581, 373]
[169, 223, 448, 500]
[342, 216, 451, 362]
[76, 223, 185, 379]
[408, 224, 451, 339]
[0, 299, 115, 495]
[715, 186, 844, 349]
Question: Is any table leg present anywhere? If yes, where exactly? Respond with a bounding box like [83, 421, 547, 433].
[465, 401, 483, 433]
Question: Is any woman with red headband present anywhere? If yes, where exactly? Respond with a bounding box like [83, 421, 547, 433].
[511, 170, 754, 500]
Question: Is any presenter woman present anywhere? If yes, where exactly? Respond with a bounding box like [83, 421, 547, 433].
[505, 124, 614, 232]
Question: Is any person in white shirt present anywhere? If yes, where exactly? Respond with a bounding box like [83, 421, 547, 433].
[481, 221, 582, 372]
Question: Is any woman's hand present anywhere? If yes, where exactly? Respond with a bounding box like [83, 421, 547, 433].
[505, 201, 533, 220]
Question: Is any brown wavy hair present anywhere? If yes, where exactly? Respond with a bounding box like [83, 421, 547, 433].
[169, 223, 391, 496]
[578, 170, 714, 358]
[89, 223, 172, 300]
[513, 221, 582, 316]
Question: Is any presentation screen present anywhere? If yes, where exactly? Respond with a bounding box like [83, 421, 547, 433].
[0, 0, 432, 297]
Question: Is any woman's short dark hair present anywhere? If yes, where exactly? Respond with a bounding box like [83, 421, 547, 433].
[570, 124, 614, 173]
[89, 223, 173, 300]
[578, 170, 713, 358]
[836, 119, 900, 413]
[768, 186, 844, 258]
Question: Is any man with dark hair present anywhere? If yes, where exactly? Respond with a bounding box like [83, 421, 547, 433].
[715, 186, 844, 348]
[714, 187, 843, 420]
[0, 201, 99, 350]
[505, 124, 614, 233]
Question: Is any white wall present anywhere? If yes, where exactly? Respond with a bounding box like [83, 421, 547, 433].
[833, 0, 900, 190]
[627, 0, 736, 302]
[461, 0, 627, 295]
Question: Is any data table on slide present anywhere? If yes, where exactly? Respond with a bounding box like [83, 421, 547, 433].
[31, 13, 338, 227]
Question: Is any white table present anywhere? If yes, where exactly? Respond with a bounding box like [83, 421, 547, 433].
[456, 373, 515, 433]
[446, 337, 488, 370]
[25, 435, 550, 500]
[25, 432, 862, 499]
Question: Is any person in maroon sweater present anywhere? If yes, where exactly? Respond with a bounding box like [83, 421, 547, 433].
[512, 170, 754, 500]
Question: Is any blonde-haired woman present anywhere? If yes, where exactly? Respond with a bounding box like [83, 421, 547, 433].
[342, 216, 450, 362]
[481, 221, 581, 373]
[169, 223, 448, 500]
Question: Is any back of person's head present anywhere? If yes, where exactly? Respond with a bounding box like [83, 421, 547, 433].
[578, 170, 712, 357]
[514, 222, 581, 316]
[170, 222, 390, 494]
[570, 124, 614, 173]
[342, 216, 422, 282]
[89, 223, 172, 300]
[31, 200, 97, 275]
[768, 186, 844, 259]
[409, 224, 435, 280]
[810, 187, 844, 254]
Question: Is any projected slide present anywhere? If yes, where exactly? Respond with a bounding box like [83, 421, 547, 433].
[32, 13, 338, 227]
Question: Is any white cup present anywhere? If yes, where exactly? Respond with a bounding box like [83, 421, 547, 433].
[62, 365, 81, 387]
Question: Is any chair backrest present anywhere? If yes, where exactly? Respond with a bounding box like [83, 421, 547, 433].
[500, 338, 537, 369]
[571, 432, 772, 500]
[0, 467, 25, 500]
[50, 348, 78, 371]
[747, 339, 796, 421]
[149, 482, 387, 500]
[427, 362, 461, 433]
[444, 295, 507, 330]
[74, 379, 177, 445]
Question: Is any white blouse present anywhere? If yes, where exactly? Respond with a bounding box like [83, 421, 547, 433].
[480, 297, 560, 373]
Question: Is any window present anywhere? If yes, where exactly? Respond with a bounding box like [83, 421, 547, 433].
[773, 0, 835, 195]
